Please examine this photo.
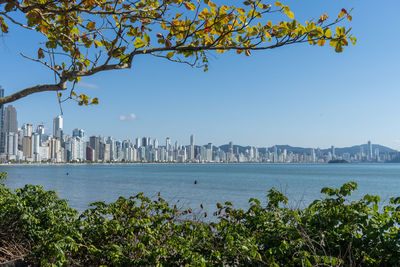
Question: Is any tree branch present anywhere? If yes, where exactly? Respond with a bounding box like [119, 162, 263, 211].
[0, 82, 66, 105]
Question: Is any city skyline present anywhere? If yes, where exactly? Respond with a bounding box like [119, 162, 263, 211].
[1, 0, 400, 149]
[0, 104, 398, 164]
[0, 100, 398, 152]
[4, 105, 399, 152]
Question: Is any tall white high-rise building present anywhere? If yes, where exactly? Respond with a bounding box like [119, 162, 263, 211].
[23, 123, 33, 137]
[32, 133, 40, 154]
[106, 136, 115, 161]
[368, 140, 373, 160]
[311, 148, 316, 163]
[32, 133, 40, 162]
[154, 138, 159, 149]
[5, 132, 18, 157]
[37, 124, 45, 135]
[53, 115, 63, 138]
[0, 86, 4, 132]
[135, 137, 141, 148]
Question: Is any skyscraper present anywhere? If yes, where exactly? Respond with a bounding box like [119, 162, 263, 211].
[368, 140, 373, 161]
[5, 132, 18, 157]
[106, 136, 115, 161]
[22, 123, 33, 137]
[0, 86, 4, 153]
[3, 105, 18, 134]
[72, 128, 85, 141]
[135, 137, 141, 148]
[32, 133, 40, 161]
[142, 137, 148, 147]
[89, 136, 100, 161]
[2, 105, 18, 154]
[190, 134, 194, 146]
[53, 115, 63, 138]
[0, 86, 4, 132]
[189, 134, 195, 160]
[154, 138, 159, 149]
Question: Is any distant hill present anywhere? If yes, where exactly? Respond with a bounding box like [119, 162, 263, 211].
[320, 144, 397, 155]
[216, 144, 397, 155]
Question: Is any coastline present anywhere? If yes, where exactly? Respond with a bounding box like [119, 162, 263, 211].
[0, 162, 388, 167]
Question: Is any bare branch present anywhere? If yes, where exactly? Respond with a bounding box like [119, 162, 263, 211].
[20, 53, 61, 78]
[0, 82, 67, 105]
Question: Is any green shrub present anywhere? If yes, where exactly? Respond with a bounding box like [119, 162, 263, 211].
[0, 171, 399, 266]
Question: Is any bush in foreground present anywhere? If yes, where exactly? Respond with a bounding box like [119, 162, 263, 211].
[1, 172, 400, 266]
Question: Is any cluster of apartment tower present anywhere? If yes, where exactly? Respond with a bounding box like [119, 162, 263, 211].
[0, 86, 396, 163]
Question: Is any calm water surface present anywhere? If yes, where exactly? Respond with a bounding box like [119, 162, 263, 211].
[1, 163, 400, 213]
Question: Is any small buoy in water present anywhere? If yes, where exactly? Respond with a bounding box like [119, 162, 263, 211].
[194, 180, 198, 184]
[66, 172, 69, 175]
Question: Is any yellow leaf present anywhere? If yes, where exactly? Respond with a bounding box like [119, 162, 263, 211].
[134, 38, 146, 48]
[94, 40, 103, 47]
[285, 10, 294, 20]
[166, 51, 175, 59]
[208, 1, 217, 8]
[325, 28, 332, 38]
[275, 1, 283, 8]
[237, 8, 245, 15]
[183, 2, 196, 11]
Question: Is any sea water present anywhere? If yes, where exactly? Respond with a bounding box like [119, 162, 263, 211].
[1, 163, 400, 213]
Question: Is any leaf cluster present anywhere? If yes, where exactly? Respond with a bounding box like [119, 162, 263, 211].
[0, 0, 355, 105]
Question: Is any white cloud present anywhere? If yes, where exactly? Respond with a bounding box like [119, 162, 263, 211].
[80, 82, 99, 89]
[120, 113, 137, 121]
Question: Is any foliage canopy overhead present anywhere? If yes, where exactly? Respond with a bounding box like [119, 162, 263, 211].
[0, 0, 355, 105]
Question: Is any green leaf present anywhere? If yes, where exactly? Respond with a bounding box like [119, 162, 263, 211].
[143, 33, 150, 44]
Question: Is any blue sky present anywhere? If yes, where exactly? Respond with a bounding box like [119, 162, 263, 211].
[1, 0, 400, 149]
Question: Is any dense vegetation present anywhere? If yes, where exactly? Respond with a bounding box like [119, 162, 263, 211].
[1, 171, 400, 266]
